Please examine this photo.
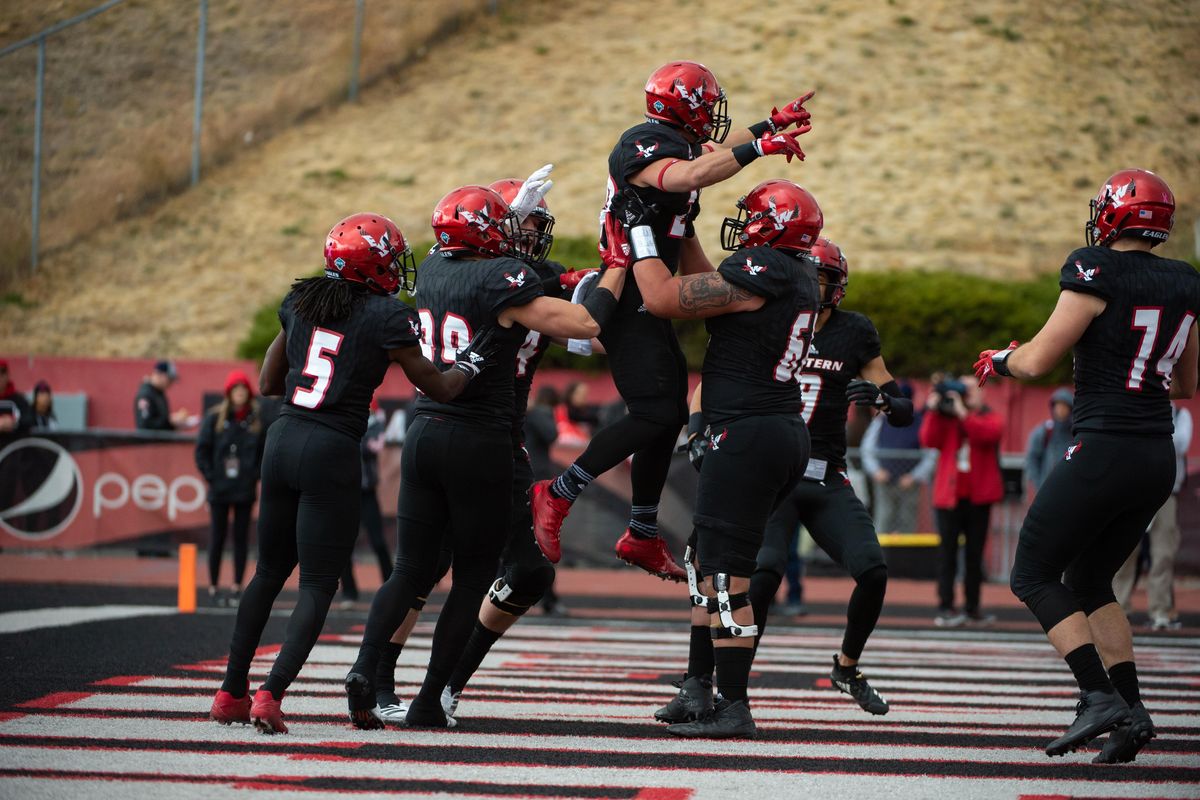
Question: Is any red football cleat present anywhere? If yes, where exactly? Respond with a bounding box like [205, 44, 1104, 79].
[615, 530, 686, 582]
[209, 684, 251, 725]
[530, 479, 571, 563]
[250, 689, 288, 735]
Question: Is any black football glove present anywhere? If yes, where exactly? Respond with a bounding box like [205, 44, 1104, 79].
[846, 378, 889, 409]
[451, 324, 500, 379]
[608, 187, 658, 229]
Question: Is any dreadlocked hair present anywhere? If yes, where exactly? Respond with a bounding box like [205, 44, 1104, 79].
[287, 276, 370, 326]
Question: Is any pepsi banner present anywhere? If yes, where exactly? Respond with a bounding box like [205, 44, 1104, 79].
[0, 432, 209, 549]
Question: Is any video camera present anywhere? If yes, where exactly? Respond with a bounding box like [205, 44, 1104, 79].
[934, 378, 967, 416]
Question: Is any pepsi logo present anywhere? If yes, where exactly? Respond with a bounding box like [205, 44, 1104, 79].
[0, 438, 83, 541]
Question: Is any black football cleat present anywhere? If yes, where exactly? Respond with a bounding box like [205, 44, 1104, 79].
[1093, 701, 1156, 764]
[405, 693, 457, 728]
[654, 675, 714, 723]
[344, 672, 385, 731]
[830, 655, 890, 715]
[666, 699, 756, 739]
[1045, 689, 1130, 757]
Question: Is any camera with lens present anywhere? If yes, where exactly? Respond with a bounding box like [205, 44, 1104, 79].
[935, 379, 967, 416]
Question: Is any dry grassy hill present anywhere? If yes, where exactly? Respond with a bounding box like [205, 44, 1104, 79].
[2, 0, 1198, 358]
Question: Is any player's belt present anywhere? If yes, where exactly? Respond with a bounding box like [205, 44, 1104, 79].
[803, 457, 828, 482]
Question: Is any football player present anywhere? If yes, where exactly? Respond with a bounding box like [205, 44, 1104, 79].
[344, 184, 625, 729]
[531, 60, 816, 580]
[657, 225, 914, 731]
[209, 213, 493, 734]
[605, 179, 823, 738]
[370, 173, 599, 722]
[977, 169, 1199, 761]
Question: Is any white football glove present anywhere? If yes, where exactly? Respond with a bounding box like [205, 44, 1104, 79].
[509, 163, 554, 223]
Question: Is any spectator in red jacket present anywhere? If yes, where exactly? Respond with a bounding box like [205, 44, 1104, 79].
[919, 375, 1005, 627]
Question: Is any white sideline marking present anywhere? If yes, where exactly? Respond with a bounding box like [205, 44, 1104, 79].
[0, 605, 175, 634]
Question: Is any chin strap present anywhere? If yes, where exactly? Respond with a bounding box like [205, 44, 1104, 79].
[708, 572, 758, 639]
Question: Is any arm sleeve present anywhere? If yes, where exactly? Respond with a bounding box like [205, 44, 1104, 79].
[483, 259, 545, 317]
[382, 303, 423, 351]
[860, 416, 883, 475]
[1059, 248, 1114, 302]
[716, 248, 792, 299]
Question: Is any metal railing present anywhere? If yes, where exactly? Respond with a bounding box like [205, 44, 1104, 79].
[0, 0, 496, 274]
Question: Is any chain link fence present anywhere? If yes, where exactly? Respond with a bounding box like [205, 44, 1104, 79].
[0, 0, 497, 283]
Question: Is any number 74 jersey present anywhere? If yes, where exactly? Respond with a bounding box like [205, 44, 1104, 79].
[1061, 246, 1200, 436]
[700, 246, 821, 427]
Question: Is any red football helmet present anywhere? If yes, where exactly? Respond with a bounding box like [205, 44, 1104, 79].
[431, 185, 528, 260]
[488, 178, 555, 263]
[720, 179, 824, 254]
[1086, 169, 1175, 247]
[323, 212, 415, 295]
[806, 237, 848, 308]
[644, 61, 730, 144]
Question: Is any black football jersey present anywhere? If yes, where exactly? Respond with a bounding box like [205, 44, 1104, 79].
[800, 308, 882, 468]
[511, 259, 567, 441]
[701, 246, 821, 426]
[607, 121, 703, 274]
[412, 251, 543, 430]
[1060, 247, 1200, 436]
[279, 290, 421, 440]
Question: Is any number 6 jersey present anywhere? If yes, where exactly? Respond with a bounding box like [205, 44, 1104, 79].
[1060, 246, 1200, 436]
[701, 246, 821, 426]
[279, 291, 422, 440]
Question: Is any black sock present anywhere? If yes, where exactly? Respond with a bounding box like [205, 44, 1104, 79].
[374, 641, 403, 698]
[1064, 644, 1114, 693]
[628, 504, 659, 538]
[686, 624, 714, 682]
[447, 621, 504, 695]
[550, 464, 594, 501]
[1108, 661, 1141, 706]
[713, 646, 754, 704]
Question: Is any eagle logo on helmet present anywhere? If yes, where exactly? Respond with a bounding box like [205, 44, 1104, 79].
[766, 196, 798, 230]
[458, 203, 493, 233]
[674, 79, 706, 110]
[360, 229, 392, 258]
[1074, 261, 1099, 282]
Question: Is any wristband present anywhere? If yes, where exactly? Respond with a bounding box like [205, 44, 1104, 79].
[580, 286, 619, 331]
[629, 225, 659, 261]
[732, 142, 759, 167]
[748, 119, 773, 138]
[992, 349, 1014, 377]
[687, 411, 705, 439]
[450, 361, 479, 380]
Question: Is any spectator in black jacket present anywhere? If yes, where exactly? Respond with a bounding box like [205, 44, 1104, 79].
[195, 370, 265, 606]
[31, 380, 57, 430]
[0, 360, 32, 440]
[135, 360, 189, 430]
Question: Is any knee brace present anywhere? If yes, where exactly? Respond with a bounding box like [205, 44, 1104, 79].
[488, 561, 556, 616]
[684, 543, 707, 609]
[707, 573, 758, 640]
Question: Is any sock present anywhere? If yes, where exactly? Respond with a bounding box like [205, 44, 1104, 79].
[550, 464, 594, 502]
[686, 624, 715, 682]
[1108, 661, 1141, 706]
[374, 641, 403, 699]
[713, 646, 754, 704]
[628, 504, 659, 538]
[832, 656, 858, 678]
[1064, 643, 1114, 693]
[447, 621, 504, 695]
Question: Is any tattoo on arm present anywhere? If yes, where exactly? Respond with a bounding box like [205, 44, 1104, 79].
[677, 272, 755, 313]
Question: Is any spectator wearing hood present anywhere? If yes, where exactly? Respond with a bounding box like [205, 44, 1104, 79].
[195, 370, 266, 606]
[862, 380, 937, 533]
[0, 360, 32, 440]
[1024, 388, 1074, 492]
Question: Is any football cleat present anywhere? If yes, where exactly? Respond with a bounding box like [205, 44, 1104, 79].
[615, 530, 686, 582]
[406, 694, 458, 728]
[376, 697, 409, 723]
[830, 655, 890, 715]
[1045, 689, 1130, 757]
[442, 686, 461, 719]
[530, 479, 571, 563]
[1093, 701, 1156, 764]
[209, 684, 251, 725]
[344, 672, 385, 731]
[654, 675, 714, 723]
[250, 689, 287, 735]
[666, 699, 756, 739]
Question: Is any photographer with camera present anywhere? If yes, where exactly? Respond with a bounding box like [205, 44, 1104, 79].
[919, 374, 1005, 627]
